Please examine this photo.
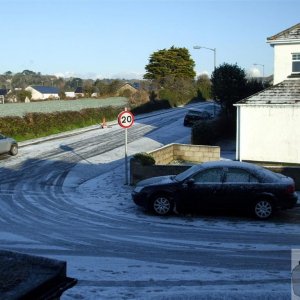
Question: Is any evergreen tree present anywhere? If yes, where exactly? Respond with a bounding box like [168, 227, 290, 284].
[144, 46, 196, 85]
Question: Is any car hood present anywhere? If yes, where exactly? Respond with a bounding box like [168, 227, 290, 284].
[6, 137, 17, 143]
[136, 175, 175, 187]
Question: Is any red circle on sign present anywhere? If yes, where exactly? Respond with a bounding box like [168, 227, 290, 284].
[118, 111, 134, 128]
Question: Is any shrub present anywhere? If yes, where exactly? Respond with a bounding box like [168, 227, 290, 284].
[192, 120, 219, 145]
[0, 106, 122, 141]
[133, 152, 155, 166]
[191, 114, 236, 145]
[131, 99, 171, 114]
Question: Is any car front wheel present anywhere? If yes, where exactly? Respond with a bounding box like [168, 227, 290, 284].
[254, 199, 273, 219]
[152, 195, 173, 216]
[10, 144, 18, 156]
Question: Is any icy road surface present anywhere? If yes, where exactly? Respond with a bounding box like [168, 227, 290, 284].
[0, 103, 300, 300]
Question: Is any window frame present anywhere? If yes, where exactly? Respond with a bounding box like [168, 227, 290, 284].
[192, 167, 224, 184]
[292, 53, 300, 74]
[223, 167, 260, 184]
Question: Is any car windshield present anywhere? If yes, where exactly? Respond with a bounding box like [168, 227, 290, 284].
[174, 165, 202, 182]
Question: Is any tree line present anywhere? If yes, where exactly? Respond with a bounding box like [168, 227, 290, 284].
[1, 46, 269, 113]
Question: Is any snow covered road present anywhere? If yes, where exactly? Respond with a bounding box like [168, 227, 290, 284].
[0, 104, 299, 299]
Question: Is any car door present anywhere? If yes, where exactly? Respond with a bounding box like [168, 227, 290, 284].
[182, 167, 225, 211]
[220, 167, 260, 209]
[0, 134, 9, 154]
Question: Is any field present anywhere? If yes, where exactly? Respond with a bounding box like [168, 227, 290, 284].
[0, 97, 128, 117]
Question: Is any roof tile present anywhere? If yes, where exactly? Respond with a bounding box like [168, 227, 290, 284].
[236, 78, 300, 105]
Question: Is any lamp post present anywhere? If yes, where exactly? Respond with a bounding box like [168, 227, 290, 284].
[253, 63, 265, 79]
[193, 45, 217, 112]
[193, 45, 216, 70]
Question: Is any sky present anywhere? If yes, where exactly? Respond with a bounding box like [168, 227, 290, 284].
[1, 0, 300, 80]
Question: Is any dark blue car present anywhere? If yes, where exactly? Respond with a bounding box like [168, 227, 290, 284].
[132, 161, 298, 219]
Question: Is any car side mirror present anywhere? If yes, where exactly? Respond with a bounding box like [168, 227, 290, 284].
[186, 178, 195, 187]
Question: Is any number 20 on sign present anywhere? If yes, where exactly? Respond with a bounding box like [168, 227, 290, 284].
[118, 110, 134, 128]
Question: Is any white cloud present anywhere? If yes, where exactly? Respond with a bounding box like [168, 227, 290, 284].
[248, 67, 261, 77]
[54, 71, 144, 80]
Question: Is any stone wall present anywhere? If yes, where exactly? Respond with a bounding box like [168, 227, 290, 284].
[173, 144, 220, 163]
[130, 143, 220, 185]
[149, 143, 220, 165]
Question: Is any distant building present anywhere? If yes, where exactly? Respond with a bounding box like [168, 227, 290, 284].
[0, 89, 16, 103]
[0, 89, 10, 97]
[74, 87, 84, 97]
[25, 85, 60, 100]
[65, 91, 76, 98]
[117, 83, 138, 96]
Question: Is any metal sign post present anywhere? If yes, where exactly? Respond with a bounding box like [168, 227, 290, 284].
[117, 108, 134, 185]
[125, 126, 128, 184]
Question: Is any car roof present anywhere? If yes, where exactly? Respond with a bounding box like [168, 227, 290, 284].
[201, 160, 256, 168]
[187, 109, 208, 114]
[196, 160, 264, 172]
[187, 108, 203, 112]
[191, 160, 281, 182]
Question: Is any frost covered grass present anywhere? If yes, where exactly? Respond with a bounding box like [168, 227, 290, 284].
[0, 98, 129, 141]
[0, 97, 128, 117]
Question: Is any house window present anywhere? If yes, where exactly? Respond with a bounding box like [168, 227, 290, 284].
[292, 53, 300, 73]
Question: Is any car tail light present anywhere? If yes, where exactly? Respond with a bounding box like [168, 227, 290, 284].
[286, 184, 295, 194]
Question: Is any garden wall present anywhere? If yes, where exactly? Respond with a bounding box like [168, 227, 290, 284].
[149, 143, 220, 165]
[130, 143, 220, 185]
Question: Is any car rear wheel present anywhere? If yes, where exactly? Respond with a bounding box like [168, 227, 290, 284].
[254, 199, 273, 219]
[10, 144, 18, 156]
[152, 195, 173, 216]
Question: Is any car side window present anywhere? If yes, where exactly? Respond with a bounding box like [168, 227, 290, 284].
[192, 168, 223, 183]
[225, 168, 259, 183]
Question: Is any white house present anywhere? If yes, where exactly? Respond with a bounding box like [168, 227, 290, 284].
[65, 91, 76, 98]
[25, 85, 60, 100]
[267, 23, 300, 84]
[235, 23, 300, 164]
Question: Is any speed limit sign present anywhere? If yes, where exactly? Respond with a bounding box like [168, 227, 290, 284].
[118, 109, 134, 185]
[118, 110, 134, 129]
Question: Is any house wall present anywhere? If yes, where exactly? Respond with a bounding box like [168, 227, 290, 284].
[273, 43, 300, 84]
[65, 92, 75, 98]
[117, 84, 137, 95]
[25, 87, 59, 100]
[238, 105, 300, 163]
[26, 87, 43, 100]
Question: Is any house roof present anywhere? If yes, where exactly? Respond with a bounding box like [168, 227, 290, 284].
[0, 89, 9, 96]
[235, 78, 300, 105]
[267, 23, 300, 44]
[75, 87, 83, 93]
[31, 85, 59, 94]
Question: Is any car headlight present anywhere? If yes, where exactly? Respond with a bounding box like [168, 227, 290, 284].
[134, 186, 144, 193]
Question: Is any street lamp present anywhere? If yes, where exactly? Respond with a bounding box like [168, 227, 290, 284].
[193, 45, 216, 70]
[253, 63, 265, 79]
[193, 45, 217, 113]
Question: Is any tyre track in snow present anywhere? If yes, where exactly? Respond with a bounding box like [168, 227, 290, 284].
[0, 105, 297, 299]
